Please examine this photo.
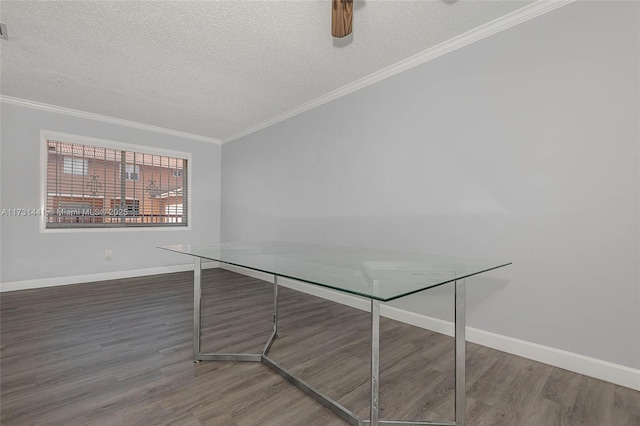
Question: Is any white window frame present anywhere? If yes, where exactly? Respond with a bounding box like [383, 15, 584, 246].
[40, 130, 192, 233]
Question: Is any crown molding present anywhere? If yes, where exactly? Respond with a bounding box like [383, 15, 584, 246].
[222, 0, 575, 144]
[0, 95, 221, 145]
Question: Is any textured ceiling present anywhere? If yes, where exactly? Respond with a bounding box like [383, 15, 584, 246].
[0, 1, 533, 142]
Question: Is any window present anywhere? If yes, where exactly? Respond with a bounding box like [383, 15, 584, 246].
[63, 157, 88, 175]
[45, 136, 188, 228]
[110, 199, 140, 216]
[164, 204, 183, 223]
[125, 164, 140, 181]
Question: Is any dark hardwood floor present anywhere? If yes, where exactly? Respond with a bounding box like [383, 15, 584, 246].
[1, 269, 638, 425]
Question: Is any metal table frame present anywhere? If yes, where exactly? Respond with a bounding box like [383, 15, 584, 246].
[192, 257, 467, 426]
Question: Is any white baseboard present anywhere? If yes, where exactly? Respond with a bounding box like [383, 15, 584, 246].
[466, 327, 640, 392]
[220, 264, 640, 391]
[0, 261, 220, 292]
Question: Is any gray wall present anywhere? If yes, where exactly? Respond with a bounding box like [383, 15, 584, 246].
[0, 102, 221, 283]
[222, 1, 639, 369]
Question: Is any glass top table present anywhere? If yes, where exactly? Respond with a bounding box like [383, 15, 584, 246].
[159, 241, 511, 426]
[159, 241, 510, 302]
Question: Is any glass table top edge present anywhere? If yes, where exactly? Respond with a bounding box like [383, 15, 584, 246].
[158, 243, 511, 302]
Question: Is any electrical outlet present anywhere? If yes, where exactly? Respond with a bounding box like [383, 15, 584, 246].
[105, 249, 112, 261]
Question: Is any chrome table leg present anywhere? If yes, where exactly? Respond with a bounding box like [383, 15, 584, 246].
[262, 275, 279, 356]
[371, 299, 381, 426]
[455, 279, 466, 426]
[193, 257, 201, 362]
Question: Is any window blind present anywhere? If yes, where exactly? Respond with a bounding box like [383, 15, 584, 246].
[46, 140, 188, 228]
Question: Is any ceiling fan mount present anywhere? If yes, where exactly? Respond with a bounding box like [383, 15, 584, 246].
[332, 0, 353, 38]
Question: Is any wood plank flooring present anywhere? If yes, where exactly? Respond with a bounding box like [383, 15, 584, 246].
[1, 269, 638, 425]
